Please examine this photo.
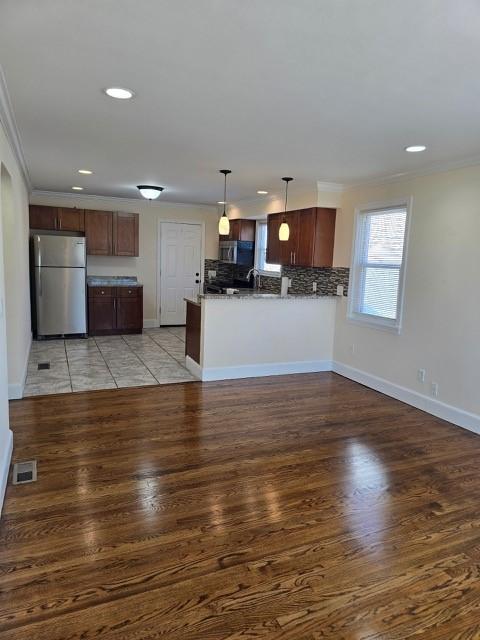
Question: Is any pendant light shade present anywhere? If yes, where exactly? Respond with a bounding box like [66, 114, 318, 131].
[279, 177, 293, 241]
[218, 169, 231, 236]
[137, 185, 164, 200]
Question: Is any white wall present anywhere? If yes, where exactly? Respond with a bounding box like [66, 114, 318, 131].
[333, 165, 480, 420]
[29, 193, 219, 324]
[195, 296, 337, 380]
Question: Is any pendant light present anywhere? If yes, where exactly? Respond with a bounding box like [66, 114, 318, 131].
[218, 169, 231, 236]
[279, 177, 293, 241]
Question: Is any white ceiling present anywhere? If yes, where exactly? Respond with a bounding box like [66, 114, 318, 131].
[1, 0, 480, 204]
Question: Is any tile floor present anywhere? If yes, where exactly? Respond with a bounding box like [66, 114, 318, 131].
[24, 326, 196, 397]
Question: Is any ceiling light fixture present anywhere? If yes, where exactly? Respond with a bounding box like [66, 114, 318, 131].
[257, 190, 268, 195]
[72, 186, 83, 191]
[279, 177, 293, 241]
[78, 169, 93, 175]
[104, 87, 134, 100]
[218, 170, 231, 236]
[137, 185, 164, 200]
[405, 145, 426, 153]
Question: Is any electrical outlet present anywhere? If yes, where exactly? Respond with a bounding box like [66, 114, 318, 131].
[288, 278, 292, 287]
[312, 282, 317, 292]
[336, 284, 344, 296]
[208, 270, 216, 280]
[431, 382, 439, 397]
[417, 369, 426, 383]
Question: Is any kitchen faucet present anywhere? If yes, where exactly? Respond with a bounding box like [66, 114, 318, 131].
[247, 268, 261, 290]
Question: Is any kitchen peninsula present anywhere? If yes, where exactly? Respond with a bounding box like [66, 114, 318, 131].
[184, 292, 338, 381]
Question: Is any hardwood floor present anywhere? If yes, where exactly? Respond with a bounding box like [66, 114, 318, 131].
[2, 372, 480, 639]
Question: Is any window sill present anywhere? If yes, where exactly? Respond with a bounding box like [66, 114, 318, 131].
[347, 313, 402, 334]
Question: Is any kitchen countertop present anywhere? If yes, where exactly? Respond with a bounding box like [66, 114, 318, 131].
[187, 291, 339, 301]
[87, 276, 143, 288]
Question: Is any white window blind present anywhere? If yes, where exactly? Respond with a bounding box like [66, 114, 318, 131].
[255, 222, 281, 275]
[349, 203, 409, 331]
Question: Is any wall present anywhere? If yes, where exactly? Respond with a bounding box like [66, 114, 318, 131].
[0, 116, 30, 509]
[333, 165, 480, 425]
[29, 193, 219, 324]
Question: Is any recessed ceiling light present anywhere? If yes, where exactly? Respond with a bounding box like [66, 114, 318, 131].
[78, 169, 93, 175]
[72, 186, 83, 191]
[104, 87, 134, 100]
[137, 185, 164, 200]
[405, 145, 426, 153]
[257, 190, 268, 195]
[217, 201, 226, 205]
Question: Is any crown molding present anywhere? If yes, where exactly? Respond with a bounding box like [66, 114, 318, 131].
[344, 154, 480, 191]
[30, 189, 217, 210]
[0, 65, 31, 191]
[316, 181, 345, 192]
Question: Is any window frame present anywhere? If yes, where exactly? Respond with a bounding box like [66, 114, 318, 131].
[254, 220, 281, 277]
[347, 197, 412, 333]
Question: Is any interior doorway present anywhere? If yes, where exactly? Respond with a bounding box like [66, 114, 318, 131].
[159, 222, 203, 326]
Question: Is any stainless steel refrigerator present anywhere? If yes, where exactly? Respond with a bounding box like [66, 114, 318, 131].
[33, 234, 87, 337]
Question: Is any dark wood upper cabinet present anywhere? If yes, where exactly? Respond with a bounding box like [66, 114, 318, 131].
[29, 205, 84, 232]
[85, 210, 113, 255]
[29, 205, 58, 230]
[57, 207, 85, 232]
[266, 213, 282, 264]
[220, 218, 256, 242]
[113, 212, 139, 257]
[266, 207, 336, 268]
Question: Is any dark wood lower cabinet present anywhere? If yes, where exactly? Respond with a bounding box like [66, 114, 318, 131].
[88, 286, 143, 335]
[185, 299, 201, 364]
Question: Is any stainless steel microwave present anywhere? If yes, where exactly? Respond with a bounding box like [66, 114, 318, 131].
[219, 240, 254, 266]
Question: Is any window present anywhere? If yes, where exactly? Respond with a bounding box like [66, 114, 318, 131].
[255, 222, 281, 276]
[348, 200, 410, 332]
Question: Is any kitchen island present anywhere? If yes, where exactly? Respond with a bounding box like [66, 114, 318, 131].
[184, 292, 339, 381]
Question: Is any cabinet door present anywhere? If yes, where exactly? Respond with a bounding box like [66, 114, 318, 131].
[239, 220, 256, 241]
[281, 211, 299, 266]
[113, 212, 139, 256]
[229, 219, 241, 241]
[57, 208, 85, 232]
[295, 208, 316, 267]
[266, 214, 282, 264]
[85, 210, 113, 255]
[116, 296, 143, 331]
[312, 208, 336, 267]
[88, 298, 116, 334]
[29, 205, 58, 230]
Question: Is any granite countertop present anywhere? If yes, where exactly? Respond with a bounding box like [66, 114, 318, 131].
[195, 291, 340, 300]
[87, 276, 143, 288]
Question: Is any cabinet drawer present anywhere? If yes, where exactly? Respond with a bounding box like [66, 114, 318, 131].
[117, 287, 141, 298]
[88, 286, 116, 298]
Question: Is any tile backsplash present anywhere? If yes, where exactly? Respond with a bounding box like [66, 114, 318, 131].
[204, 259, 349, 296]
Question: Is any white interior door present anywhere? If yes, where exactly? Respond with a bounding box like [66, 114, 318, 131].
[160, 223, 202, 325]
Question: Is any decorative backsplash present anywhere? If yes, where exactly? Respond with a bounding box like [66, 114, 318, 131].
[204, 259, 349, 296]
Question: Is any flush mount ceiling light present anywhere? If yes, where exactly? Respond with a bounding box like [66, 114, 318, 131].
[104, 87, 135, 100]
[405, 145, 426, 153]
[72, 186, 83, 191]
[137, 185, 164, 200]
[257, 190, 268, 195]
[279, 177, 293, 241]
[218, 170, 231, 236]
[78, 169, 93, 175]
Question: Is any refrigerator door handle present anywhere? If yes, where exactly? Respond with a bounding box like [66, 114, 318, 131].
[38, 267, 42, 296]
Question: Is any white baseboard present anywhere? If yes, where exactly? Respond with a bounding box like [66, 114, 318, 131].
[194, 359, 333, 382]
[143, 319, 159, 329]
[333, 361, 480, 435]
[8, 332, 32, 400]
[0, 429, 13, 517]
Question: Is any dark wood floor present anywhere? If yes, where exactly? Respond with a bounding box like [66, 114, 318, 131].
[1, 373, 480, 639]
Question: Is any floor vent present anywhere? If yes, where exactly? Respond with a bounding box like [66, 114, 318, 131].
[38, 362, 50, 370]
[12, 461, 37, 485]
